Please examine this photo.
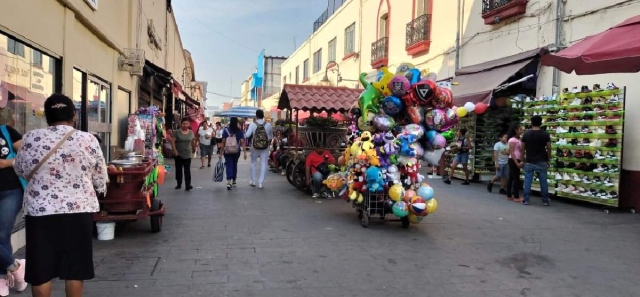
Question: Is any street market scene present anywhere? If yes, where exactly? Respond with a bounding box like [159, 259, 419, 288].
[1, 0, 640, 296]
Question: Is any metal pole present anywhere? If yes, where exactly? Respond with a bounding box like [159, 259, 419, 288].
[455, 0, 462, 71]
[552, 0, 564, 95]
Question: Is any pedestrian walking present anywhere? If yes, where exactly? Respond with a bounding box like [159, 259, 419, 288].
[197, 120, 214, 169]
[443, 128, 472, 185]
[244, 109, 273, 189]
[506, 123, 524, 201]
[13, 94, 108, 297]
[214, 122, 224, 154]
[0, 124, 27, 296]
[170, 118, 197, 191]
[218, 117, 247, 190]
[487, 133, 509, 194]
[520, 115, 552, 206]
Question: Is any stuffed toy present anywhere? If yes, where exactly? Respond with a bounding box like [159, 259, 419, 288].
[386, 164, 401, 185]
[365, 166, 385, 193]
[372, 132, 385, 147]
[359, 131, 375, 152]
[405, 162, 420, 185]
[397, 133, 417, 157]
[375, 146, 389, 168]
[382, 131, 398, 155]
[365, 149, 381, 167]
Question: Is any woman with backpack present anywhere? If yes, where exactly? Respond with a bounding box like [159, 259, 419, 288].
[218, 117, 247, 190]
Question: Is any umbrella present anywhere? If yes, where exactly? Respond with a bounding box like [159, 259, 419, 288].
[541, 15, 640, 75]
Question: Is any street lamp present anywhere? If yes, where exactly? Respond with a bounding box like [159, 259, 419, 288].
[320, 61, 341, 86]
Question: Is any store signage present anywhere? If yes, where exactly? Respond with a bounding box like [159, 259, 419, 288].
[84, 0, 98, 11]
[4, 64, 29, 77]
[147, 20, 163, 51]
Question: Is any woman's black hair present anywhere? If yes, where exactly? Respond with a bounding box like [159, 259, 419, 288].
[44, 94, 76, 125]
[507, 122, 521, 139]
[181, 118, 190, 124]
[228, 117, 240, 134]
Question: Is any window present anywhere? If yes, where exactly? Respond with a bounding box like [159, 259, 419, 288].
[328, 38, 337, 62]
[313, 49, 322, 73]
[416, 0, 430, 16]
[303, 59, 309, 80]
[344, 23, 355, 55]
[32, 50, 43, 68]
[7, 38, 25, 57]
[295, 66, 299, 84]
[379, 14, 388, 38]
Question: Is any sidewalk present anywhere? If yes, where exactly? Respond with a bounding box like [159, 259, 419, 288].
[15, 158, 640, 297]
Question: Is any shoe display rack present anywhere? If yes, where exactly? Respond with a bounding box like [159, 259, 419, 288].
[521, 84, 625, 206]
[473, 106, 522, 176]
[444, 112, 477, 180]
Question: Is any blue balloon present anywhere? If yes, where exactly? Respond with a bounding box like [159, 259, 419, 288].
[381, 96, 404, 116]
[425, 130, 437, 143]
[417, 185, 434, 200]
[405, 68, 422, 85]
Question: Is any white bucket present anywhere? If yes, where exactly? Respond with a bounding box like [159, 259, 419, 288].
[96, 221, 116, 241]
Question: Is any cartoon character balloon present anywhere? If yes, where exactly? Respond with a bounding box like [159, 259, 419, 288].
[405, 105, 425, 125]
[372, 112, 396, 131]
[404, 68, 422, 85]
[440, 108, 460, 131]
[372, 67, 394, 97]
[433, 86, 454, 109]
[395, 63, 416, 76]
[387, 76, 411, 97]
[381, 96, 403, 116]
[425, 108, 447, 131]
[402, 124, 425, 140]
[358, 73, 382, 121]
[411, 80, 436, 106]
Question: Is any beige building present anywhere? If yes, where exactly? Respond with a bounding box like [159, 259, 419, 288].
[282, 0, 639, 203]
[1, 0, 204, 250]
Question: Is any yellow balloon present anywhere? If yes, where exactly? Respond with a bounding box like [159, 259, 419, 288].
[426, 198, 438, 214]
[388, 184, 405, 202]
[407, 213, 424, 224]
[456, 106, 468, 118]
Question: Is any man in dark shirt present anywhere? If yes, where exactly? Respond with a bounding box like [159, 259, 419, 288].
[520, 115, 552, 206]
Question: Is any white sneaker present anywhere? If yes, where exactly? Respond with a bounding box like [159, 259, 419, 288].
[556, 138, 568, 145]
[554, 184, 565, 191]
[0, 279, 8, 297]
[608, 95, 619, 103]
[604, 178, 614, 187]
[564, 185, 576, 193]
[570, 98, 582, 106]
[606, 83, 618, 90]
[594, 127, 605, 134]
[593, 165, 605, 173]
[563, 173, 571, 181]
[258, 183, 263, 189]
[281, 170, 286, 175]
[555, 172, 563, 180]
[582, 176, 591, 184]
[557, 127, 568, 134]
[312, 193, 319, 199]
[571, 86, 580, 93]
[595, 150, 605, 159]
[250, 180, 255, 186]
[589, 139, 602, 147]
[572, 173, 581, 181]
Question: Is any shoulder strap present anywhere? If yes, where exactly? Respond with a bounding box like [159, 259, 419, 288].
[0, 125, 14, 155]
[27, 129, 75, 180]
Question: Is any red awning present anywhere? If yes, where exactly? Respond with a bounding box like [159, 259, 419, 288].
[171, 79, 183, 97]
[278, 84, 362, 112]
[0, 81, 46, 109]
[541, 15, 640, 75]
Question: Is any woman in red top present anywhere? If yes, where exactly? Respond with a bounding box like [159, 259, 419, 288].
[305, 147, 335, 199]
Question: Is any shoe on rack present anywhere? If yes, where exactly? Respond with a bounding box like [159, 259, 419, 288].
[556, 148, 564, 156]
[580, 126, 592, 133]
[563, 173, 571, 181]
[592, 84, 602, 92]
[603, 177, 615, 187]
[582, 115, 594, 121]
[604, 139, 618, 147]
[580, 139, 590, 146]
[594, 150, 605, 159]
[608, 165, 620, 173]
[584, 151, 594, 159]
[594, 106, 604, 112]
[609, 191, 619, 199]
[555, 172, 563, 180]
[580, 85, 592, 93]
[608, 95, 620, 103]
[572, 173, 581, 181]
[555, 160, 565, 168]
[567, 162, 577, 168]
[597, 115, 608, 120]
[608, 105, 622, 111]
[574, 150, 584, 158]
[564, 185, 576, 193]
[563, 149, 573, 157]
[556, 138, 568, 145]
[606, 151, 618, 160]
[605, 125, 617, 134]
[555, 184, 567, 192]
[593, 165, 608, 173]
[570, 98, 582, 106]
[571, 86, 580, 93]
[569, 139, 579, 146]
[594, 127, 605, 134]
[582, 176, 592, 184]
[606, 82, 619, 90]
[584, 96, 594, 105]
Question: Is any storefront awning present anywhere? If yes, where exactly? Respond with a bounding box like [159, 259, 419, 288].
[452, 48, 548, 105]
[182, 91, 200, 107]
[0, 81, 46, 109]
[278, 84, 362, 112]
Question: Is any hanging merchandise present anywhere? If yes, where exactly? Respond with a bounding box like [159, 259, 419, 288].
[520, 84, 625, 206]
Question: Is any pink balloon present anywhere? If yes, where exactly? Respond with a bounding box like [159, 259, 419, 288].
[452, 106, 458, 112]
[432, 134, 446, 149]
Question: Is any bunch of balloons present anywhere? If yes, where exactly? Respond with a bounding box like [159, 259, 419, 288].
[387, 183, 438, 224]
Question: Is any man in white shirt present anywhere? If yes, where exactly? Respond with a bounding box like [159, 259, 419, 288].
[245, 109, 273, 188]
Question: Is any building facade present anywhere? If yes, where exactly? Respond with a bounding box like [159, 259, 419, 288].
[281, 0, 640, 202]
[0, 0, 205, 250]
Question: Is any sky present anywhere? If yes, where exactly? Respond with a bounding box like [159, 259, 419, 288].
[173, 0, 328, 109]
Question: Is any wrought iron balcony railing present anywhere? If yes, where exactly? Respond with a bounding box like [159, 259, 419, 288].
[371, 37, 389, 64]
[406, 14, 432, 49]
[482, 0, 516, 14]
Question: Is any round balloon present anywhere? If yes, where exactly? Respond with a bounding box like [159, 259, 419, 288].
[433, 87, 453, 109]
[456, 106, 468, 118]
[387, 76, 411, 97]
[357, 114, 376, 132]
[388, 184, 405, 202]
[405, 105, 425, 125]
[425, 108, 447, 131]
[410, 142, 424, 157]
[464, 102, 476, 113]
[409, 196, 427, 215]
[431, 134, 446, 149]
[426, 198, 438, 214]
[383, 199, 395, 212]
[407, 213, 425, 224]
[372, 114, 396, 131]
[475, 102, 488, 114]
[402, 124, 425, 140]
[425, 130, 437, 143]
[392, 201, 409, 218]
[403, 189, 416, 202]
[412, 80, 436, 105]
[417, 185, 435, 200]
[381, 96, 404, 116]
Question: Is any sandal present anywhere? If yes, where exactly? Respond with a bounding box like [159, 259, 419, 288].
[200, 166, 205, 169]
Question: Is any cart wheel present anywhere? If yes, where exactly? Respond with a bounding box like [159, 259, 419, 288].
[150, 198, 162, 233]
[357, 210, 363, 220]
[401, 217, 410, 229]
[603, 209, 610, 215]
[360, 213, 369, 228]
[631, 208, 636, 214]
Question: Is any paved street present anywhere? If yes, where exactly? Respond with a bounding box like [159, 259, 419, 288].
[16, 158, 640, 297]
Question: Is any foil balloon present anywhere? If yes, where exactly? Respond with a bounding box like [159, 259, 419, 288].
[412, 80, 436, 105]
[402, 124, 425, 140]
[358, 73, 382, 121]
[410, 142, 424, 157]
[433, 86, 454, 109]
[424, 72, 438, 82]
[404, 68, 422, 85]
[405, 105, 425, 125]
[372, 113, 396, 131]
[440, 109, 460, 132]
[395, 63, 415, 75]
[431, 134, 446, 149]
[425, 108, 447, 131]
[372, 67, 395, 97]
[350, 107, 362, 118]
[422, 148, 445, 166]
[357, 113, 376, 132]
[425, 130, 437, 143]
[401, 92, 418, 107]
[381, 96, 404, 116]
[387, 76, 411, 97]
[441, 129, 455, 141]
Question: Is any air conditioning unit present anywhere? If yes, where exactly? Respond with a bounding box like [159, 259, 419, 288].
[118, 48, 145, 76]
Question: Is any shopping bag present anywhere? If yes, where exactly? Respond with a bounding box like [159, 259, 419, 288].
[213, 159, 224, 182]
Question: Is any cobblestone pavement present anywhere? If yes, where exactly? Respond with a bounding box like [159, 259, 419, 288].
[15, 158, 640, 297]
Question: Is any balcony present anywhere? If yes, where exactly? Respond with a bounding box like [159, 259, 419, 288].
[406, 14, 432, 56]
[371, 37, 389, 69]
[482, 0, 527, 25]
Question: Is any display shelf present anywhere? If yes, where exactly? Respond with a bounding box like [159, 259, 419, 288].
[555, 157, 620, 166]
[555, 192, 619, 206]
[522, 102, 623, 112]
[552, 144, 621, 152]
[551, 133, 623, 139]
[554, 168, 619, 177]
[552, 179, 619, 190]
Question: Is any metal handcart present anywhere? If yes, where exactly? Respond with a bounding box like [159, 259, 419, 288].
[354, 191, 410, 229]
